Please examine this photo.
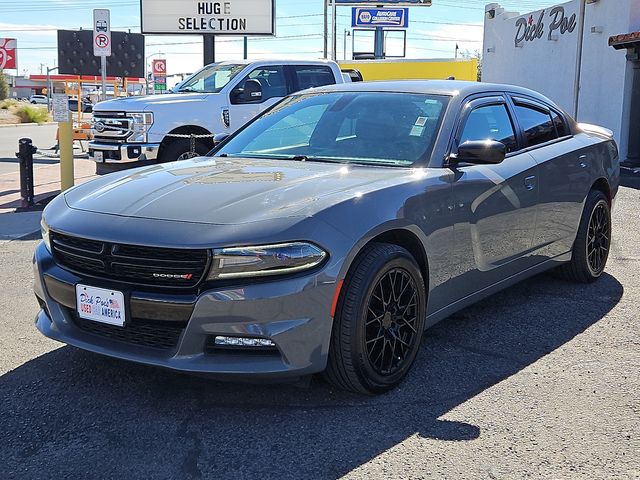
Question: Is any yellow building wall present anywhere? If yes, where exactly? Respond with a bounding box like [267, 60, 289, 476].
[338, 59, 478, 82]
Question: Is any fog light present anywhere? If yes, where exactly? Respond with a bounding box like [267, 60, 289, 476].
[214, 336, 275, 348]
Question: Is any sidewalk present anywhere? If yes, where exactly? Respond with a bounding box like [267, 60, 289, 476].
[0, 155, 97, 241]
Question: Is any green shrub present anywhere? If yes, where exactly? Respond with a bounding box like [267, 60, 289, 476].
[0, 70, 8, 101]
[16, 104, 50, 124]
[0, 98, 19, 109]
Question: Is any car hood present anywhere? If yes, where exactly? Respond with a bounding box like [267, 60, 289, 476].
[64, 158, 418, 225]
[93, 93, 210, 112]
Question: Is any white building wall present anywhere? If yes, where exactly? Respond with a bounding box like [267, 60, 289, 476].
[578, 0, 637, 160]
[483, 0, 639, 158]
[483, 0, 582, 115]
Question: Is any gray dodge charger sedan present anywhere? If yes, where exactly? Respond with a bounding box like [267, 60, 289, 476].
[34, 81, 619, 394]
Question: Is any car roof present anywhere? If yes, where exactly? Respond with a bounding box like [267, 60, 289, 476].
[309, 80, 556, 104]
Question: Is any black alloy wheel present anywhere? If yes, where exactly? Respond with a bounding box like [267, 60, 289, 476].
[324, 243, 426, 394]
[364, 268, 420, 376]
[555, 189, 612, 283]
[586, 201, 611, 276]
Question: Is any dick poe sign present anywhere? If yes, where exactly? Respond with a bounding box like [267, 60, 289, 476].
[140, 0, 275, 35]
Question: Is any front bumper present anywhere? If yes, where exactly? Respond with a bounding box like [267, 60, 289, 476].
[33, 241, 336, 379]
[89, 141, 161, 164]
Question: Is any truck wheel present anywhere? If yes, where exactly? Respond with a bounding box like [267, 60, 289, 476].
[158, 139, 211, 163]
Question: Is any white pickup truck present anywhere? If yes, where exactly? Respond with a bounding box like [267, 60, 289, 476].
[89, 59, 351, 172]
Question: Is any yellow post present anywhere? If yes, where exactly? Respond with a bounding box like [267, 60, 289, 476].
[59, 113, 74, 191]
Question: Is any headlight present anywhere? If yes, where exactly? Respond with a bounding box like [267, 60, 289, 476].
[41, 218, 51, 252]
[129, 112, 154, 143]
[207, 242, 327, 280]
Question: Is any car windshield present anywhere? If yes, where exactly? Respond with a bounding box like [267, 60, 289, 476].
[215, 91, 449, 166]
[176, 63, 245, 94]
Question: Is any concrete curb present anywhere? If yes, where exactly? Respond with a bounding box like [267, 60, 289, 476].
[0, 122, 57, 129]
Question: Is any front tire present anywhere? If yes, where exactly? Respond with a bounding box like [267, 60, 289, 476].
[555, 189, 611, 283]
[324, 243, 426, 394]
[158, 138, 210, 163]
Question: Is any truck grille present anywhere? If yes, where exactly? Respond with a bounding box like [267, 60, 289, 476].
[70, 311, 186, 350]
[51, 232, 210, 288]
[92, 111, 132, 141]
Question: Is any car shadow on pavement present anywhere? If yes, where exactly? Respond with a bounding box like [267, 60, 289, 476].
[0, 272, 623, 479]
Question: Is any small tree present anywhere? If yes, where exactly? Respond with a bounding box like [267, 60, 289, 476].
[0, 69, 9, 100]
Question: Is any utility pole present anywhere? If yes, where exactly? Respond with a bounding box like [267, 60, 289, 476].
[331, 0, 337, 60]
[323, 0, 329, 59]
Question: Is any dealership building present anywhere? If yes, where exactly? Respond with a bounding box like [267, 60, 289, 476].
[483, 0, 640, 167]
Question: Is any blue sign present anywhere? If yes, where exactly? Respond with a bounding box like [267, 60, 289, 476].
[352, 7, 409, 28]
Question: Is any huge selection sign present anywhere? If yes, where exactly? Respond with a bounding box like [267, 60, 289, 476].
[0, 38, 17, 70]
[352, 8, 409, 28]
[140, 0, 275, 35]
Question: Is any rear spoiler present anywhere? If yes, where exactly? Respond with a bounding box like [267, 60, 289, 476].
[578, 123, 614, 138]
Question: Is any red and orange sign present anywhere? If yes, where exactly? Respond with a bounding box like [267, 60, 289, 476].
[0, 38, 17, 69]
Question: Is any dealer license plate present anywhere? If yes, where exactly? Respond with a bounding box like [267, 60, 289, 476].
[76, 284, 125, 327]
[93, 151, 104, 162]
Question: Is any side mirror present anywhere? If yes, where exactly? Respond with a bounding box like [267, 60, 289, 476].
[243, 79, 263, 102]
[454, 140, 506, 165]
[213, 133, 230, 145]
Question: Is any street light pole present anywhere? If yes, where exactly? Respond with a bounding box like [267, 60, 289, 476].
[344, 29, 351, 61]
[46, 66, 58, 112]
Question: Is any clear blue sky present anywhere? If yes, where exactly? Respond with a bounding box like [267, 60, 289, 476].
[0, 0, 561, 77]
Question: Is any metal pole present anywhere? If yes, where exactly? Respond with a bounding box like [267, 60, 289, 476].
[101, 55, 107, 102]
[573, 0, 587, 119]
[344, 29, 348, 61]
[331, 0, 337, 61]
[203, 35, 215, 66]
[323, 0, 329, 59]
[244, 36, 248, 60]
[16, 138, 36, 210]
[374, 27, 384, 59]
[59, 113, 74, 191]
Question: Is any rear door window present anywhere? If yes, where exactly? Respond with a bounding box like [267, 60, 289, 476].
[551, 110, 570, 137]
[292, 65, 336, 90]
[514, 104, 558, 147]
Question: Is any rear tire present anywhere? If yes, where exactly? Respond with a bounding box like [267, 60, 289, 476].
[324, 243, 426, 394]
[554, 189, 611, 283]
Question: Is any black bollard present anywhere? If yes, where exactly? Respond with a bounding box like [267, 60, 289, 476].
[16, 137, 37, 210]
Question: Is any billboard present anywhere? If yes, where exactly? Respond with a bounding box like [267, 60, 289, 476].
[352, 8, 409, 28]
[0, 38, 17, 70]
[58, 30, 145, 78]
[140, 0, 275, 35]
[336, 0, 430, 5]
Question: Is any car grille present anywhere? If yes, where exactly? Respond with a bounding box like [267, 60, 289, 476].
[92, 111, 132, 142]
[70, 311, 185, 350]
[51, 232, 210, 288]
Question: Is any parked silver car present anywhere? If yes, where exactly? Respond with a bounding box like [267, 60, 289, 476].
[34, 81, 619, 393]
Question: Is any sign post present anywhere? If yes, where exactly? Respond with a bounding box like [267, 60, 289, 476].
[93, 9, 112, 101]
[152, 59, 167, 93]
[52, 93, 74, 190]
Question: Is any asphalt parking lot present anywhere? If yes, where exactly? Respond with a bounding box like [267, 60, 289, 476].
[0, 184, 638, 480]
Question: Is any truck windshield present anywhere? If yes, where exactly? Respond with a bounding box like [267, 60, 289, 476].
[215, 91, 450, 167]
[176, 63, 245, 94]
